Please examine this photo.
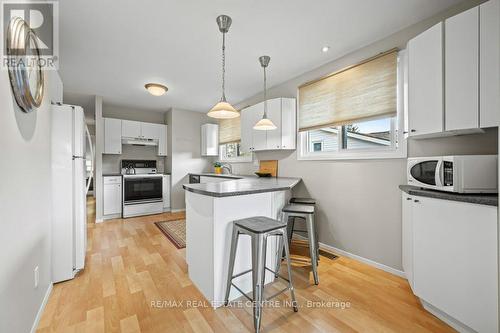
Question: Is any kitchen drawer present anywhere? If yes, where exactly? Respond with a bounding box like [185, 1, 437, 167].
[103, 176, 122, 184]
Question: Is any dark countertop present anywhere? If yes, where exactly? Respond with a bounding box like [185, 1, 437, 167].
[184, 174, 301, 197]
[399, 185, 498, 207]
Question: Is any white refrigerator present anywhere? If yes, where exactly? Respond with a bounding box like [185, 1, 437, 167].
[51, 104, 93, 283]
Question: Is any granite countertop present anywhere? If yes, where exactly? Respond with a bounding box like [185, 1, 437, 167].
[184, 173, 301, 197]
[399, 185, 498, 207]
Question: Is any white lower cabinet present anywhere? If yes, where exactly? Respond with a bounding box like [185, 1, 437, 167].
[402, 194, 498, 332]
[103, 176, 122, 216]
[162, 175, 170, 210]
[401, 193, 414, 290]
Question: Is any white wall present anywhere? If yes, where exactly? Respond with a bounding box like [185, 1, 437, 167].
[231, 0, 497, 271]
[0, 70, 62, 332]
[169, 108, 216, 210]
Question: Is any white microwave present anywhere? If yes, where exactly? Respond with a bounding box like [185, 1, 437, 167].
[407, 155, 498, 193]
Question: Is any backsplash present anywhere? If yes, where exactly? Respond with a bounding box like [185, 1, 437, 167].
[102, 145, 166, 174]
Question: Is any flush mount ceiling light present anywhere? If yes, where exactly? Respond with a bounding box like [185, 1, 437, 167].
[254, 55, 277, 131]
[145, 83, 168, 96]
[322, 46, 330, 53]
[207, 15, 239, 119]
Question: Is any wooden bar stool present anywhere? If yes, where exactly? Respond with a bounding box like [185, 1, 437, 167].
[278, 204, 319, 285]
[224, 216, 298, 333]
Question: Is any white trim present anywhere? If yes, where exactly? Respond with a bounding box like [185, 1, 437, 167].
[102, 213, 121, 221]
[95, 218, 104, 223]
[420, 299, 475, 333]
[30, 282, 53, 333]
[320, 241, 405, 277]
[171, 208, 186, 213]
[295, 234, 405, 277]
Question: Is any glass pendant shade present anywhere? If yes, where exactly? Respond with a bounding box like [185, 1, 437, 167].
[208, 101, 239, 119]
[254, 117, 277, 130]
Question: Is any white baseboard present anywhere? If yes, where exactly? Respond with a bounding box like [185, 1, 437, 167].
[295, 235, 405, 278]
[30, 282, 53, 333]
[171, 208, 186, 213]
[420, 299, 474, 333]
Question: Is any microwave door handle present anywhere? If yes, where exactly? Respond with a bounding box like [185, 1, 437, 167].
[435, 159, 444, 187]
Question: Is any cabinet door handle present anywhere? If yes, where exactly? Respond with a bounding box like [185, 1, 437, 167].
[406, 197, 412, 200]
[410, 129, 416, 133]
[414, 199, 420, 203]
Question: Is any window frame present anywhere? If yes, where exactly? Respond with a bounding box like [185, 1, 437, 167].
[219, 142, 253, 163]
[297, 50, 408, 161]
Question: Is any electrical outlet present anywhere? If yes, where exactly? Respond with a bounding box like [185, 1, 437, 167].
[34, 266, 39, 289]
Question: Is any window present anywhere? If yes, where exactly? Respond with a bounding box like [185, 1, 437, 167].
[219, 142, 252, 162]
[298, 49, 407, 160]
[312, 141, 324, 152]
[218, 114, 251, 162]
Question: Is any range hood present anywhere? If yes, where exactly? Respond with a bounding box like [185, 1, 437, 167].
[121, 137, 158, 146]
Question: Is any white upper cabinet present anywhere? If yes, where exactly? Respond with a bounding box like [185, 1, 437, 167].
[121, 120, 163, 140]
[122, 120, 142, 138]
[480, 0, 500, 127]
[240, 104, 254, 153]
[240, 98, 297, 152]
[408, 22, 444, 137]
[445, 7, 479, 131]
[265, 99, 282, 150]
[141, 122, 162, 140]
[251, 102, 268, 151]
[281, 98, 297, 150]
[201, 124, 219, 156]
[158, 125, 167, 156]
[103, 118, 122, 154]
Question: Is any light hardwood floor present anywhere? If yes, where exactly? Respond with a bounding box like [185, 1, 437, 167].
[37, 197, 454, 333]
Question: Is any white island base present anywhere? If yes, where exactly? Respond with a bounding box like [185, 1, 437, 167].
[185, 190, 289, 308]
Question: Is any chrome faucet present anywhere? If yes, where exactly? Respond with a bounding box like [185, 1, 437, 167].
[221, 163, 232, 175]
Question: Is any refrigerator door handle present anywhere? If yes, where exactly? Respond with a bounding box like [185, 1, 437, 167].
[85, 123, 94, 195]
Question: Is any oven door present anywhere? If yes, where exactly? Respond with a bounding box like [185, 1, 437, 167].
[124, 177, 163, 204]
[407, 158, 441, 189]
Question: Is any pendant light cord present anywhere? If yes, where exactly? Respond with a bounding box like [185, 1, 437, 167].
[221, 32, 226, 102]
[263, 65, 267, 118]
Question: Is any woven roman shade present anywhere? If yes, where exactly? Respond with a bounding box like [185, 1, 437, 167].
[219, 115, 241, 144]
[298, 50, 398, 131]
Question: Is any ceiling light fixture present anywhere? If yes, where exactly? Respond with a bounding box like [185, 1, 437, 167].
[254, 55, 277, 131]
[322, 46, 330, 53]
[145, 83, 168, 96]
[207, 15, 239, 119]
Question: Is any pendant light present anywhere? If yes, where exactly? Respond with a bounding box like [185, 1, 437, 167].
[254, 55, 277, 130]
[207, 15, 239, 119]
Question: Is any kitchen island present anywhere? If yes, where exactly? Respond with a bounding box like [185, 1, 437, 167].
[183, 174, 301, 307]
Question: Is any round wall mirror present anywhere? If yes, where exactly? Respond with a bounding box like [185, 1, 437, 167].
[6, 17, 45, 113]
